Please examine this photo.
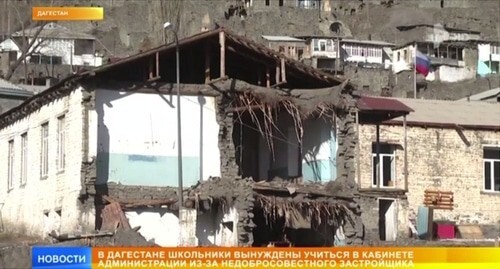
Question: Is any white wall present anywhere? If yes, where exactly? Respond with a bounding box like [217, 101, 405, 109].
[0, 87, 93, 237]
[436, 65, 476, 82]
[392, 46, 414, 74]
[94, 90, 221, 187]
[125, 207, 238, 247]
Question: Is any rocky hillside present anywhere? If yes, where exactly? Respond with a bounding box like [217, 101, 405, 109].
[2, 0, 498, 58]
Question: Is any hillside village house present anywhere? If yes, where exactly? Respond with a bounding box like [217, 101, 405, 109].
[0, 23, 103, 68]
[395, 24, 481, 44]
[477, 41, 500, 77]
[0, 28, 412, 246]
[357, 98, 500, 241]
[340, 39, 394, 69]
[392, 41, 478, 83]
[261, 35, 306, 61]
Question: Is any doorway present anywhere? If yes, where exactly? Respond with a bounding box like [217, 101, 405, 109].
[379, 199, 397, 241]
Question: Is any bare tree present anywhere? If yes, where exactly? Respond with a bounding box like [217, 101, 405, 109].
[4, 0, 53, 81]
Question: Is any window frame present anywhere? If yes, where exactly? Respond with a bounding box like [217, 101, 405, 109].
[7, 139, 15, 191]
[371, 144, 397, 189]
[56, 115, 66, 173]
[41, 122, 49, 179]
[20, 132, 28, 186]
[483, 146, 500, 193]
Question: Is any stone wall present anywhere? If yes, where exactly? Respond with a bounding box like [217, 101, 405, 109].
[344, 64, 392, 96]
[358, 123, 500, 226]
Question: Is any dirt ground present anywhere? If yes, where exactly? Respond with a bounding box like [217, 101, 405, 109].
[0, 230, 155, 269]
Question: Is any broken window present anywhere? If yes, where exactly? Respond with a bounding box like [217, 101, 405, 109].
[41, 122, 49, 179]
[372, 143, 396, 188]
[57, 115, 66, 172]
[484, 147, 500, 192]
[20, 133, 28, 186]
[8, 139, 14, 190]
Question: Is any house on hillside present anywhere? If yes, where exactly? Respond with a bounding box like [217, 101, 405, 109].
[0, 28, 412, 246]
[340, 39, 395, 69]
[477, 41, 500, 77]
[261, 35, 306, 61]
[357, 97, 500, 242]
[396, 24, 481, 44]
[392, 41, 478, 83]
[0, 78, 33, 114]
[0, 22, 103, 67]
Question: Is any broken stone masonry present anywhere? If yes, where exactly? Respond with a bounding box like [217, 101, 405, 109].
[74, 79, 367, 246]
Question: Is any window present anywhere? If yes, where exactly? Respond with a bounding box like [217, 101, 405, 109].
[372, 143, 396, 188]
[319, 40, 326, 51]
[265, 0, 270, 6]
[484, 147, 500, 192]
[8, 140, 14, 190]
[41, 123, 49, 178]
[397, 52, 401, 61]
[404, 50, 408, 62]
[57, 116, 66, 172]
[20, 133, 28, 186]
[73, 39, 94, 55]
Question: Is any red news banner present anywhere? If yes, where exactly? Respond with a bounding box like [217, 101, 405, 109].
[91, 247, 500, 269]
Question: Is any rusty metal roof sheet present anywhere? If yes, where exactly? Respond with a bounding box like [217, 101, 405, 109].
[357, 95, 414, 113]
[387, 97, 500, 130]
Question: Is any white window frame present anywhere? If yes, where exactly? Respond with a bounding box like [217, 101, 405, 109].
[41, 122, 49, 179]
[372, 146, 397, 189]
[483, 146, 500, 193]
[8, 139, 14, 190]
[56, 115, 66, 172]
[317, 40, 327, 52]
[20, 133, 28, 186]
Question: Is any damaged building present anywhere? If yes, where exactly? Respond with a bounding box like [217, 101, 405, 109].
[0, 28, 413, 246]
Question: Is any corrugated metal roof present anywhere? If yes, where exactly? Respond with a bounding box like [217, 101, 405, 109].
[458, 88, 500, 102]
[261, 35, 305, 42]
[387, 97, 500, 129]
[12, 22, 96, 40]
[358, 96, 414, 113]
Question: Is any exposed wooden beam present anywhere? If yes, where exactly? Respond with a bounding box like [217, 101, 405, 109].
[275, 64, 280, 85]
[219, 31, 226, 78]
[266, 67, 270, 88]
[281, 58, 286, 82]
[226, 45, 272, 67]
[205, 43, 211, 83]
[155, 52, 159, 78]
[206, 75, 229, 85]
[271, 81, 287, 88]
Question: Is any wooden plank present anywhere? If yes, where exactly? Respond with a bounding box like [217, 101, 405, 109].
[281, 58, 286, 82]
[205, 43, 211, 83]
[206, 76, 228, 85]
[155, 52, 159, 78]
[425, 190, 454, 195]
[266, 67, 270, 88]
[219, 31, 225, 78]
[275, 64, 280, 84]
[457, 225, 484, 239]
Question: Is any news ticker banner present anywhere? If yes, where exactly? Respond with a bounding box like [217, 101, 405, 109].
[32, 247, 500, 269]
[32, 7, 104, 21]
